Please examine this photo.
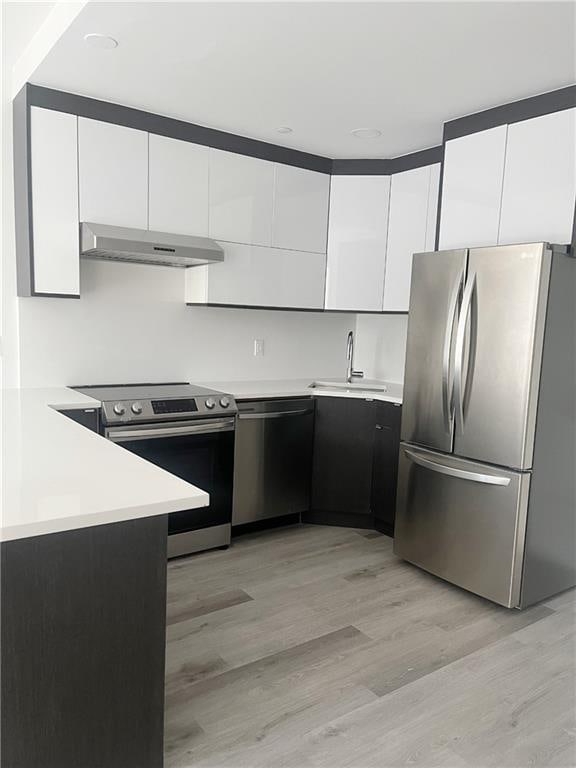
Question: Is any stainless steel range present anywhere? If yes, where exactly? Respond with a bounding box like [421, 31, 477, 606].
[73, 383, 237, 558]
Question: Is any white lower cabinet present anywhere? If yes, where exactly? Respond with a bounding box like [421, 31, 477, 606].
[185, 242, 326, 309]
[383, 164, 440, 311]
[498, 108, 576, 246]
[439, 125, 508, 250]
[30, 107, 80, 296]
[325, 175, 391, 311]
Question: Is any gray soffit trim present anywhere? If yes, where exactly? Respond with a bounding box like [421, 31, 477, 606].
[13, 86, 34, 297]
[25, 84, 332, 174]
[434, 144, 446, 250]
[25, 84, 442, 176]
[331, 146, 443, 175]
[444, 84, 576, 142]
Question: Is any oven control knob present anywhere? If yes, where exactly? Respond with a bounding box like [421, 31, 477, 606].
[131, 402, 143, 415]
[219, 397, 230, 408]
[205, 397, 216, 410]
[113, 403, 126, 416]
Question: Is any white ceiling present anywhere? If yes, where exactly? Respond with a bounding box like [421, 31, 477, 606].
[27, 1, 576, 159]
[2, 1, 56, 70]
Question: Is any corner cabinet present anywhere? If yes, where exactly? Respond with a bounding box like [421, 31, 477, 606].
[325, 175, 391, 311]
[383, 164, 440, 311]
[306, 396, 401, 533]
[325, 167, 440, 313]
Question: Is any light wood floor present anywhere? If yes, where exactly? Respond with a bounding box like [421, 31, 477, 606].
[165, 525, 576, 768]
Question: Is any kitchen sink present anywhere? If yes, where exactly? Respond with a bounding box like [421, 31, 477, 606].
[310, 379, 389, 392]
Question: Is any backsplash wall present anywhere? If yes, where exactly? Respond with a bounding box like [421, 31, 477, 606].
[17, 260, 355, 387]
[353, 314, 408, 383]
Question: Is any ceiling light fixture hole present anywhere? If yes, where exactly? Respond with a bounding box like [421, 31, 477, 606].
[84, 33, 119, 50]
[351, 128, 382, 139]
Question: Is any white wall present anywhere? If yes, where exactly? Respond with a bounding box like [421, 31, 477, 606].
[354, 313, 408, 384]
[2, 1, 84, 388]
[18, 260, 354, 386]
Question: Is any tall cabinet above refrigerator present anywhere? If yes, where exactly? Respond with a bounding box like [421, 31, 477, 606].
[394, 242, 575, 608]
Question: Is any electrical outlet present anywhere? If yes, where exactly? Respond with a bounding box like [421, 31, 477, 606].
[253, 338, 264, 357]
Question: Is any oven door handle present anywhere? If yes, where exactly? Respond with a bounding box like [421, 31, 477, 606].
[107, 419, 235, 442]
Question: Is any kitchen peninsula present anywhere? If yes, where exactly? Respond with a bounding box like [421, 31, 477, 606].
[1, 388, 209, 768]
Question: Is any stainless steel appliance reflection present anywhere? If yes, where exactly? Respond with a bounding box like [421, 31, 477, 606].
[394, 243, 575, 608]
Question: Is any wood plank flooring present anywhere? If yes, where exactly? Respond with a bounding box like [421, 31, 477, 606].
[165, 525, 576, 768]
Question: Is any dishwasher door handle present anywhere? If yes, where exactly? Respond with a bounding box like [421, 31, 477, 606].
[238, 408, 314, 421]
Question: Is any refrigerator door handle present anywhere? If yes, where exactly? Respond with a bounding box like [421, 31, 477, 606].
[404, 449, 511, 486]
[442, 270, 464, 432]
[453, 271, 476, 434]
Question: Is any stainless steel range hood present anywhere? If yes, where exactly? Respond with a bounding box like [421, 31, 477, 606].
[80, 222, 224, 268]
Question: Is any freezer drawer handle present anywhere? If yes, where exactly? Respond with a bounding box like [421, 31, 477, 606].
[404, 449, 511, 486]
[238, 409, 313, 420]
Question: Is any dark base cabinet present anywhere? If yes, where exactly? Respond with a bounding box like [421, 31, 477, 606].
[306, 397, 401, 534]
[372, 401, 402, 535]
[1, 516, 168, 768]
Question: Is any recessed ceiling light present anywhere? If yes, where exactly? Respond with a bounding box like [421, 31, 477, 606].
[275, 127, 293, 134]
[351, 128, 382, 139]
[83, 33, 119, 50]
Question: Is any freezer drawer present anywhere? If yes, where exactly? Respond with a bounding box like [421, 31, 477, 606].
[394, 444, 530, 607]
[232, 398, 314, 526]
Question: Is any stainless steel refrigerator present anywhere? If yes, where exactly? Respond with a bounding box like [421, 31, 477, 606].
[394, 242, 575, 608]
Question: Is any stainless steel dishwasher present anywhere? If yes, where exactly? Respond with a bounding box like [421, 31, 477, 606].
[232, 398, 315, 526]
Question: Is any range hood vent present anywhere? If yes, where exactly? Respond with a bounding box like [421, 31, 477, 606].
[80, 222, 224, 268]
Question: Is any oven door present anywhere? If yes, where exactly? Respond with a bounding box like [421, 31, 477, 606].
[106, 418, 235, 537]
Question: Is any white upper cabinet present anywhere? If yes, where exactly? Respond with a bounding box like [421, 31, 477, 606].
[498, 108, 576, 246]
[148, 134, 209, 236]
[30, 107, 79, 296]
[325, 175, 391, 311]
[209, 149, 274, 246]
[271, 164, 330, 253]
[383, 164, 440, 312]
[425, 164, 441, 251]
[439, 125, 507, 250]
[186, 242, 326, 309]
[78, 118, 148, 229]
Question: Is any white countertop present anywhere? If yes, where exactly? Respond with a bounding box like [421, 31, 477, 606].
[1, 388, 209, 543]
[203, 378, 403, 404]
[204, 379, 315, 400]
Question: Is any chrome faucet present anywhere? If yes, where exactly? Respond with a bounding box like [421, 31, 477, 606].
[346, 330, 364, 383]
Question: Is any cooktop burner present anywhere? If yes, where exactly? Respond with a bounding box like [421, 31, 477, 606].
[72, 382, 237, 425]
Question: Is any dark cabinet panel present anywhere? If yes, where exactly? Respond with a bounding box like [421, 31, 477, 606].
[58, 407, 101, 433]
[307, 396, 401, 532]
[372, 401, 402, 535]
[310, 397, 376, 522]
[1, 517, 167, 768]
